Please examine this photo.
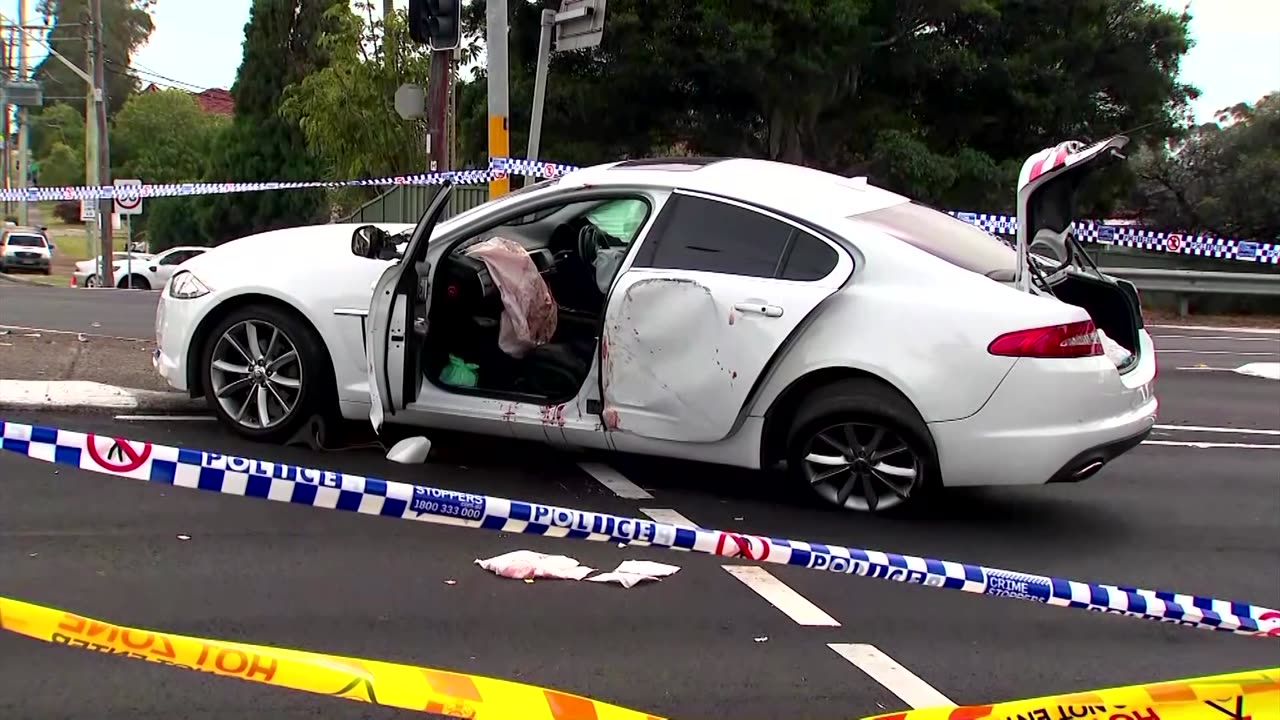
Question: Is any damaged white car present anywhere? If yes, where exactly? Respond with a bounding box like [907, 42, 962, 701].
[154, 138, 1157, 512]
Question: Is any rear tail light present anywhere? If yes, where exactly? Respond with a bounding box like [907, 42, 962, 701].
[988, 320, 1103, 358]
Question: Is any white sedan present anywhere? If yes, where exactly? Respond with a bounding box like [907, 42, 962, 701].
[73, 246, 208, 290]
[154, 137, 1157, 513]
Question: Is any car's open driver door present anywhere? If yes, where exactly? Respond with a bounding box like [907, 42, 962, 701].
[366, 185, 453, 432]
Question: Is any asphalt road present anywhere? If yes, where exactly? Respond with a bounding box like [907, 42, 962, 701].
[0, 282, 160, 340]
[2, 359, 1278, 719]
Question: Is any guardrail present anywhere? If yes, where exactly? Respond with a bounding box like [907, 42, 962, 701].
[1101, 268, 1280, 296]
[1100, 267, 1280, 316]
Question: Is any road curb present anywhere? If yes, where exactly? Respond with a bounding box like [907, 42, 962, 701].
[0, 380, 204, 414]
[0, 272, 53, 288]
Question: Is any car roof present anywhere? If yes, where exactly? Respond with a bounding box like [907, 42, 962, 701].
[558, 157, 912, 223]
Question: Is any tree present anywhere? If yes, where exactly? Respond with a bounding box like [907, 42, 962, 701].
[31, 103, 85, 160]
[33, 0, 156, 118]
[455, 0, 1196, 214]
[109, 89, 230, 251]
[1130, 92, 1280, 241]
[38, 142, 83, 187]
[196, 0, 346, 244]
[279, 4, 432, 181]
[111, 89, 228, 182]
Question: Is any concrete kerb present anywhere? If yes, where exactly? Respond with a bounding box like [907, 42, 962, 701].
[0, 380, 204, 414]
[0, 272, 50, 287]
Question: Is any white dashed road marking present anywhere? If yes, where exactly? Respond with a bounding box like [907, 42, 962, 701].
[577, 462, 653, 499]
[723, 565, 842, 627]
[829, 643, 955, 709]
[639, 508, 700, 528]
[1154, 424, 1280, 436]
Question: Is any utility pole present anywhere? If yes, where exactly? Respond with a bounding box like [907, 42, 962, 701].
[2, 32, 11, 219]
[486, 0, 509, 199]
[84, 15, 100, 279]
[90, 0, 112, 287]
[16, 0, 28, 225]
[425, 49, 450, 171]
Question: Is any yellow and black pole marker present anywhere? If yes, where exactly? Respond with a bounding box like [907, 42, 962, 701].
[486, 0, 511, 198]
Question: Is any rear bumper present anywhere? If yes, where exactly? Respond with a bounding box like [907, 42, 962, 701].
[929, 330, 1158, 488]
[1, 256, 50, 270]
[1046, 424, 1153, 483]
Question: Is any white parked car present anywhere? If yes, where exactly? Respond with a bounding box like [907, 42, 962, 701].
[73, 246, 207, 290]
[154, 136, 1157, 512]
[0, 228, 53, 275]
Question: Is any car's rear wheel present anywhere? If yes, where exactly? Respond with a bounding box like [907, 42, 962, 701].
[117, 274, 150, 290]
[84, 274, 101, 288]
[785, 379, 938, 513]
[202, 305, 331, 443]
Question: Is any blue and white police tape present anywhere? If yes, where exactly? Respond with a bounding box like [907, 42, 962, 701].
[6, 153, 1275, 264]
[4, 420, 1278, 639]
[495, 156, 1280, 265]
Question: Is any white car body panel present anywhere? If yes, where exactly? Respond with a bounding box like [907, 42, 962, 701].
[75, 247, 205, 289]
[156, 149, 1159, 501]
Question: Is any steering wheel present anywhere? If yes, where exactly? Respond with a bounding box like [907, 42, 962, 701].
[577, 224, 604, 266]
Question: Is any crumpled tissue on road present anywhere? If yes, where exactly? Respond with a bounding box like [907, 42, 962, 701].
[476, 551, 680, 588]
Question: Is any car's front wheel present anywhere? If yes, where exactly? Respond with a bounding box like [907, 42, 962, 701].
[785, 378, 938, 513]
[202, 305, 331, 443]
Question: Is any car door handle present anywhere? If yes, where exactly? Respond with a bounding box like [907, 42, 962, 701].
[733, 302, 784, 318]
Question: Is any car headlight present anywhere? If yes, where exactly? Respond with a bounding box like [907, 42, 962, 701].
[169, 271, 211, 299]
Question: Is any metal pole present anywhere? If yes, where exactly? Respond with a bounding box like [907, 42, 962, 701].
[125, 214, 132, 289]
[485, 0, 509, 199]
[90, 0, 113, 288]
[425, 49, 450, 173]
[84, 24, 99, 282]
[526, 9, 555, 172]
[16, 0, 29, 226]
[2, 32, 11, 219]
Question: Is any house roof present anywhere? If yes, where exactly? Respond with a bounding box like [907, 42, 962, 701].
[141, 83, 235, 116]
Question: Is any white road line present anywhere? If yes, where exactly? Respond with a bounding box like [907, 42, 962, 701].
[639, 508, 699, 528]
[723, 565, 841, 627]
[1156, 350, 1277, 356]
[114, 415, 215, 422]
[0, 324, 150, 343]
[577, 462, 653, 499]
[1154, 424, 1280, 436]
[1149, 324, 1280, 336]
[829, 643, 954, 709]
[1144, 440, 1280, 450]
[1154, 335, 1280, 343]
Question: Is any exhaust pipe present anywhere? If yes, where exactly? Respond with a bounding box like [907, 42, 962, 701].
[1072, 459, 1105, 480]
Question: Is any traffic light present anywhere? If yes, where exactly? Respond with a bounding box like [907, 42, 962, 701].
[408, 0, 461, 51]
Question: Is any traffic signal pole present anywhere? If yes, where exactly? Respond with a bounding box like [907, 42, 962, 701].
[486, 0, 510, 199]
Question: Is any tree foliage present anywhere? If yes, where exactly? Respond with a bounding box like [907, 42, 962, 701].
[195, 0, 346, 244]
[31, 103, 86, 160]
[280, 4, 432, 181]
[453, 0, 1196, 213]
[1130, 93, 1280, 241]
[34, 0, 156, 117]
[111, 89, 228, 182]
[110, 90, 230, 251]
[38, 142, 83, 187]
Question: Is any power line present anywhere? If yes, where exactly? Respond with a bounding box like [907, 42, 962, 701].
[103, 56, 206, 92]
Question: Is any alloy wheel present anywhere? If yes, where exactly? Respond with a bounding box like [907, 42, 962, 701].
[85, 275, 101, 288]
[801, 422, 922, 512]
[209, 320, 304, 430]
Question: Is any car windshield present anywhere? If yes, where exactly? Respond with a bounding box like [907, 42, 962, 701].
[436, 177, 562, 232]
[850, 201, 1017, 277]
[6, 234, 46, 248]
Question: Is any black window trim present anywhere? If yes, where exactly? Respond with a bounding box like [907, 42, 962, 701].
[633, 188, 850, 284]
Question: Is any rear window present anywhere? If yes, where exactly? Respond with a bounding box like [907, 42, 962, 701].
[850, 202, 1016, 277]
[5, 234, 47, 248]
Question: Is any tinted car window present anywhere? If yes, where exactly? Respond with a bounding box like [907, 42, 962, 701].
[5, 234, 46, 248]
[639, 195, 791, 277]
[850, 201, 1015, 276]
[780, 232, 838, 281]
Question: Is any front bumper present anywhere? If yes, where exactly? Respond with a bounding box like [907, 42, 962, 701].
[153, 290, 215, 394]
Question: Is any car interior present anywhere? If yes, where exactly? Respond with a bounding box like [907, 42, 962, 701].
[423, 196, 651, 402]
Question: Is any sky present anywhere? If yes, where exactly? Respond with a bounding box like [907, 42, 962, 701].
[5, 0, 1279, 123]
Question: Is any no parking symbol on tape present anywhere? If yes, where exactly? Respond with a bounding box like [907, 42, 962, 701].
[84, 434, 152, 475]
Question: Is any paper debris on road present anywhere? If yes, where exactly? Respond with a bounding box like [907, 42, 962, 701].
[475, 550, 595, 581]
[586, 560, 681, 588]
[476, 552, 680, 587]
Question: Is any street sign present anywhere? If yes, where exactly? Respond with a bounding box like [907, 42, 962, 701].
[395, 83, 426, 120]
[554, 0, 606, 52]
[79, 199, 97, 222]
[113, 179, 143, 216]
[1, 80, 43, 107]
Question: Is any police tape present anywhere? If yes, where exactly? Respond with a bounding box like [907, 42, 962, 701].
[0, 595, 664, 719]
[860, 667, 1280, 720]
[5, 154, 1274, 264]
[2, 419, 1279, 639]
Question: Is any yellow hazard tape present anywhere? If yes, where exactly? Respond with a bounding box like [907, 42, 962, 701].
[0, 595, 665, 720]
[860, 667, 1280, 720]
